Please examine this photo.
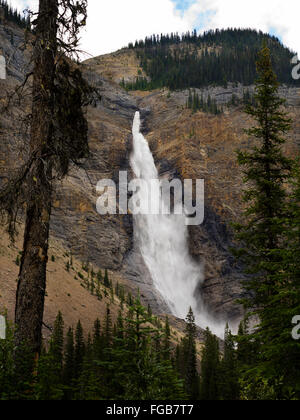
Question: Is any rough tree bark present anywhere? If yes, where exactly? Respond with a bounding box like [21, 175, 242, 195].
[14, 0, 58, 356]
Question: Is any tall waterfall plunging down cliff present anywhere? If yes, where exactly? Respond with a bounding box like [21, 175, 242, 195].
[130, 111, 225, 337]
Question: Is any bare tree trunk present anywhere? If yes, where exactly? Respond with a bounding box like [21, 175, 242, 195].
[14, 0, 58, 356]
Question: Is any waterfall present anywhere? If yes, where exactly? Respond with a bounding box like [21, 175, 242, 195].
[130, 111, 225, 337]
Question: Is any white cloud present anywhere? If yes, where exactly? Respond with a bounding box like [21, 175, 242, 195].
[10, 0, 191, 57]
[8, 0, 300, 57]
[183, 0, 300, 55]
[80, 0, 190, 58]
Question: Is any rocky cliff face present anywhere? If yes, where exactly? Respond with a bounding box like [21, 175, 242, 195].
[1, 23, 300, 328]
[115, 81, 299, 322]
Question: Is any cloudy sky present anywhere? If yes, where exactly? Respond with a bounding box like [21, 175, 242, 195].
[10, 0, 300, 58]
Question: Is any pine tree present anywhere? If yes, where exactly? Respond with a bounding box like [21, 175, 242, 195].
[102, 294, 185, 400]
[199, 328, 221, 400]
[234, 44, 297, 398]
[153, 330, 162, 362]
[181, 307, 200, 399]
[236, 318, 257, 368]
[35, 348, 64, 400]
[219, 324, 239, 400]
[97, 269, 102, 284]
[104, 305, 112, 348]
[74, 321, 85, 379]
[116, 311, 124, 340]
[235, 44, 293, 278]
[163, 316, 171, 361]
[92, 319, 102, 359]
[77, 334, 101, 400]
[63, 327, 75, 393]
[35, 312, 65, 400]
[104, 269, 110, 288]
[256, 162, 300, 398]
[50, 312, 64, 372]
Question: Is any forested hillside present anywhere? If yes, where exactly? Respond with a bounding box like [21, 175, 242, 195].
[123, 29, 299, 90]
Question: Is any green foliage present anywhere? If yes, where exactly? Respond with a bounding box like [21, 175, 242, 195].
[120, 76, 150, 91]
[219, 324, 240, 400]
[234, 45, 300, 399]
[96, 294, 186, 399]
[74, 320, 85, 379]
[186, 89, 222, 115]
[175, 308, 200, 399]
[234, 44, 293, 300]
[0, 303, 190, 400]
[63, 327, 75, 396]
[199, 328, 221, 400]
[96, 269, 102, 283]
[127, 29, 299, 91]
[103, 269, 110, 288]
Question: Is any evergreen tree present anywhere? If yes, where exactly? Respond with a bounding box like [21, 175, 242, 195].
[35, 349, 64, 400]
[219, 324, 239, 400]
[255, 162, 300, 398]
[35, 312, 65, 400]
[234, 44, 298, 398]
[181, 307, 200, 399]
[104, 305, 112, 348]
[104, 269, 110, 288]
[77, 334, 101, 400]
[236, 318, 257, 368]
[97, 269, 102, 284]
[116, 310, 124, 340]
[163, 316, 171, 361]
[92, 319, 102, 359]
[62, 327, 75, 400]
[74, 321, 85, 379]
[235, 44, 293, 269]
[98, 294, 185, 399]
[126, 29, 299, 91]
[199, 328, 221, 400]
[50, 311, 64, 372]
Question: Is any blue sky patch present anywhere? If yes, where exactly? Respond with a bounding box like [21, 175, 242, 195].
[267, 26, 282, 43]
[172, 0, 196, 12]
[194, 9, 216, 31]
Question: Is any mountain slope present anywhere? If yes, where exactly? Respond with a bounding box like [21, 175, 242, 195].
[124, 29, 300, 90]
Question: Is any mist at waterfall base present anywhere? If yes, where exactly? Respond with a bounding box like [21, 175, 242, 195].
[130, 111, 227, 338]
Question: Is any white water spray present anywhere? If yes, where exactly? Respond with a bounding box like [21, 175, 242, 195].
[130, 112, 225, 337]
